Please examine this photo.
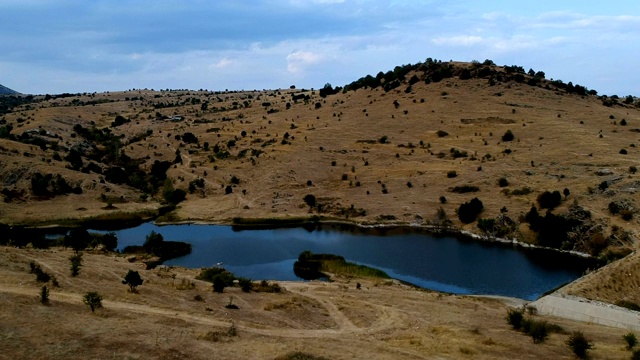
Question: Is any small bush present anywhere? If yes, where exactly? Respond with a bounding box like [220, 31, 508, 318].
[450, 185, 479, 193]
[624, 332, 638, 350]
[566, 331, 594, 359]
[502, 130, 514, 141]
[498, 177, 509, 187]
[436, 130, 449, 137]
[633, 349, 640, 360]
[83, 292, 103, 313]
[447, 171, 457, 178]
[537, 190, 562, 209]
[528, 320, 549, 343]
[506, 309, 524, 330]
[238, 277, 253, 293]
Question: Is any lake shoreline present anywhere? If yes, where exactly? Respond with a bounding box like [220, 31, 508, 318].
[8, 211, 597, 262]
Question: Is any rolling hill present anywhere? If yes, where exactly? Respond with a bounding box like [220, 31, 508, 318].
[1, 59, 640, 359]
[0, 59, 639, 286]
[0, 83, 19, 95]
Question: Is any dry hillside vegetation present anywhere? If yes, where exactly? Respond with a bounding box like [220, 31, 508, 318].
[1, 59, 640, 301]
[0, 246, 634, 359]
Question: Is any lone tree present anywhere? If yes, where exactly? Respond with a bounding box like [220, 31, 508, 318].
[457, 198, 484, 224]
[501, 130, 515, 142]
[303, 194, 317, 209]
[123, 270, 144, 293]
[70, 253, 82, 277]
[64, 229, 91, 253]
[40, 285, 49, 305]
[83, 292, 103, 313]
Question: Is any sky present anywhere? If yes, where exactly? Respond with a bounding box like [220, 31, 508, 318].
[0, 0, 638, 96]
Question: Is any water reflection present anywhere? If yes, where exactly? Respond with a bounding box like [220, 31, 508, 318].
[103, 222, 593, 300]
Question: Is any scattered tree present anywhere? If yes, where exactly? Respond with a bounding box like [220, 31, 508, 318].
[303, 194, 317, 209]
[83, 292, 103, 313]
[40, 285, 49, 305]
[70, 253, 82, 277]
[457, 198, 484, 223]
[501, 130, 514, 142]
[537, 190, 562, 209]
[123, 270, 144, 293]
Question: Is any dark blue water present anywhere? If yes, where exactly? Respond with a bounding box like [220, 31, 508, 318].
[104, 222, 592, 300]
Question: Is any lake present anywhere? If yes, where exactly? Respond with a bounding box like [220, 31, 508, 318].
[104, 222, 593, 300]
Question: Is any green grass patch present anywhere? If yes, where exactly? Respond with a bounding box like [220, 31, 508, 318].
[294, 250, 389, 280]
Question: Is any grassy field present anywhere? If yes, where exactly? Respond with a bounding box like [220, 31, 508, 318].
[0, 245, 635, 359]
[1, 60, 639, 309]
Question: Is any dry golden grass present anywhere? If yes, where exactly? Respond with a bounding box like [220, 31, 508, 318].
[0, 245, 634, 359]
[1, 62, 640, 310]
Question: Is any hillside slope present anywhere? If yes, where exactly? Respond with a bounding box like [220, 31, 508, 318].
[0, 246, 632, 359]
[0, 60, 638, 259]
[0, 83, 19, 95]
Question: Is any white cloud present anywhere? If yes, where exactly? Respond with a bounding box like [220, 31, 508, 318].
[210, 58, 233, 69]
[286, 50, 323, 73]
[432, 35, 484, 47]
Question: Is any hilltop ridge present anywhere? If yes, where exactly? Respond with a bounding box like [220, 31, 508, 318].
[0, 83, 20, 95]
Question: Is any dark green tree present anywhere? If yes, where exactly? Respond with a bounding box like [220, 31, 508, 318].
[123, 270, 144, 293]
[101, 232, 118, 251]
[303, 194, 316, 209]
[501, 130, 514, 142]
[83, 292, 103, 313]
[40, 285, 50, 305]
[70, 253, 82, 277]
[64, 229, 91, 253]
[457, 198, 484, 224]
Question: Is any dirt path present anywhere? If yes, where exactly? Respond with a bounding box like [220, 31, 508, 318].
[531, 293, 640, 331]
[0, 282, 403, 339]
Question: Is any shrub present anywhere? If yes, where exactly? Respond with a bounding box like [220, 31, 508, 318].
[624, 332, 638, 350]
[498, 177, 509, 187]
[379, 135, 388, 144]
[501, 130, 514, 141]
[633, 350, 640, 360]
[83, 292, 103, 313]
[436, 130, 449, 137]
[457, 198, 484, 224]
[447, 171, 457, 178]
[566, 331, 594, 359]
[212, 275, 227, 293]
[506, 308, 524, 330]
[439, 196, 447, 204]
[528, 320, 549, 343]
[450, 185, 479, 193]
[631, 166, 638, 174]
[537, 190, 562, 209]
[238, 278, 253, 293]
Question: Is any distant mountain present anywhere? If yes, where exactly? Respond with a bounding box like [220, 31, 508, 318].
[0, 84, 19, 95]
